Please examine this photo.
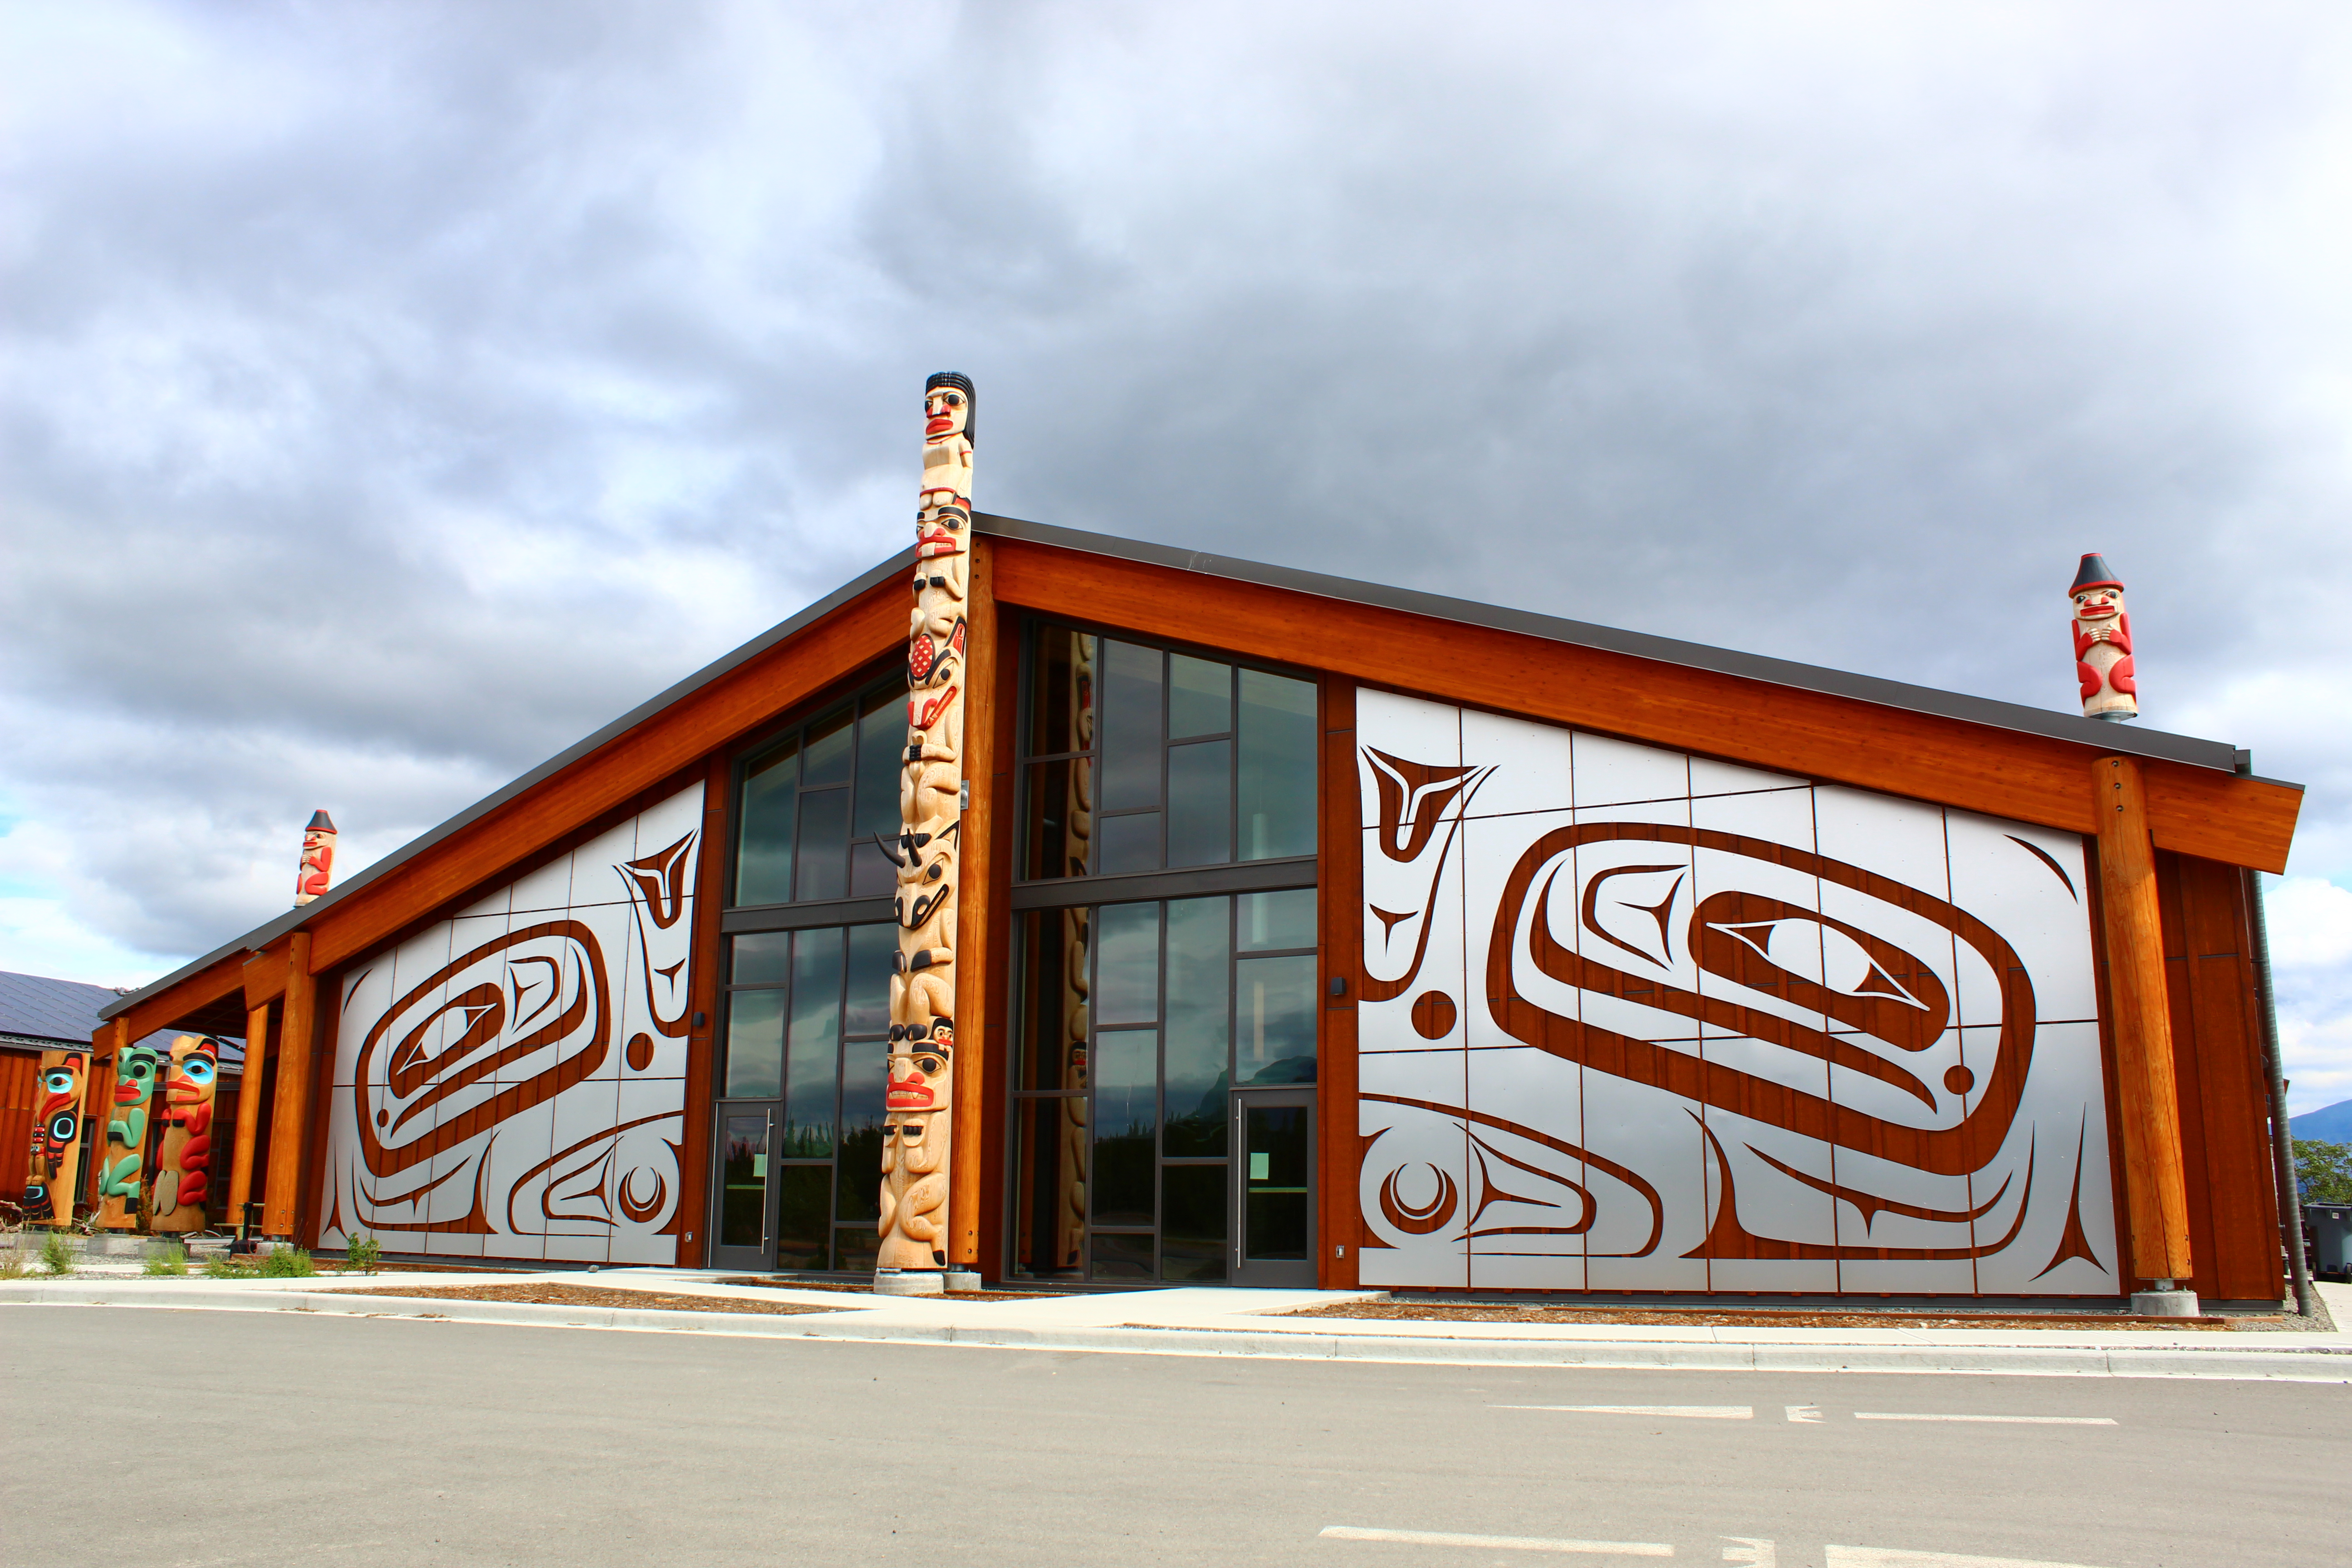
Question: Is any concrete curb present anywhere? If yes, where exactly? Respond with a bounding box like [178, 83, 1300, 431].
[10, 1281, 2352, 1381]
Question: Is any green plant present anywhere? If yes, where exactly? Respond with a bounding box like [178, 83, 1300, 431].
[346, 1232, 382, 1274]
[142, 1244, 188, 1277]
[0, 1249, 29, 1279]
[2296, 1139, 2352, 1204]
[40, 1234, 75, 1275]
[203, 1254, 240, 1279]
[260, 1246, 316, 1278]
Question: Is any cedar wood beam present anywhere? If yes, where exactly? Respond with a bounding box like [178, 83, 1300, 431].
[988, 537, 2298, 872]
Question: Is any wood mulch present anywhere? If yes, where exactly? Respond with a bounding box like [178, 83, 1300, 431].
[325, 1282, 838, 1315]
[1279, 1302, 2239, 1331]
[715, 1275, 1062, 1301]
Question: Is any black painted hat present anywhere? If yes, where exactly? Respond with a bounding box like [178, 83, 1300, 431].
[925, 372, 975, 446]
[2069, 553, 2124, 595]
[307, 809, 336, 832]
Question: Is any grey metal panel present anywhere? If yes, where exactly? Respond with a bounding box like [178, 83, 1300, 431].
[1010, 856, 1319, 911]
[970, 512, 2251, 774]
[721, 897, 896, 935]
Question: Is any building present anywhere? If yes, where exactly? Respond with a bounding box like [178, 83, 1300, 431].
[81, 513, 2303, 1304]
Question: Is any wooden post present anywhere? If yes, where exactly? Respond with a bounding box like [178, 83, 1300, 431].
[79, 1024, 121, 1221]
[2093, 755, 2194, 1285]
[262, 932, 316, 1240]
[226, 1000, 271, 1234]
[950, 534, 999, 1270]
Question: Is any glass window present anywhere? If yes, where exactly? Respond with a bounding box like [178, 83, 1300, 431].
[735, 741, 799, 907]
[1099, 641, 1163, 812]
[1239, 888, 1317, 952]
[731, 668, 905, 908]
[724, 990, 784, 1098]
[1163, 897, 1230, 1157]
[1238, 668, 1317, 861]
[1094, 903, 1160, 1025]
[1237, 953, 1317, 1086]
[783, 929, 843, 1156]
[1166, 740, 1232, 868]
[1168, 655, 1232, 740]
[1092, 1029, 1156, 1228]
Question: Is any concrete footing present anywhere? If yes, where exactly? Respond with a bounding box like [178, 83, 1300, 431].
[2132, 1289, 2201, 1317]
[945, 1270, 983, 1292]
[873, 1269, 945, 1297]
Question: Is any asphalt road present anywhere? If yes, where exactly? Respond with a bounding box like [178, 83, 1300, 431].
[4, 1306, 2343, 1568]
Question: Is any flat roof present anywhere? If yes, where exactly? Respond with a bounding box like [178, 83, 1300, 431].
[102, 514, 2285, 1022]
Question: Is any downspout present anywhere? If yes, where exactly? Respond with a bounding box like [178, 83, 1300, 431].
[2240, 754, 2314, 1317]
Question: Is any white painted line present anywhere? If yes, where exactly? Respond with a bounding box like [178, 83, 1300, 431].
[1493, 1404, 1753, 1419]
[1826, 1546, 2111, 1568]
[1785, 1404, 1823, 1423]
[1853, 1413, 2117, 1426]
[1321, 1525, 1672, 1555]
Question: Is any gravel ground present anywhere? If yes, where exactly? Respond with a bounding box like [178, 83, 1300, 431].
[323, 1283, 840, 1314]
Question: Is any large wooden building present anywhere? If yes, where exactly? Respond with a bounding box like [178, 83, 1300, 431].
[91, 516, 2303, 1303]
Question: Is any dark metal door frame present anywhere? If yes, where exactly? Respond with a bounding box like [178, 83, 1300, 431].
[708, 1100, 779, 1273]
[1231, 1086, 1316, 1288]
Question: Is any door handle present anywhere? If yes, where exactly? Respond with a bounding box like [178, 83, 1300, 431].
[762, 1110, 774, 1251]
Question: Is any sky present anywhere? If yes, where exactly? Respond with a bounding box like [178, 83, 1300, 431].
[3, 1, 2349, 1111]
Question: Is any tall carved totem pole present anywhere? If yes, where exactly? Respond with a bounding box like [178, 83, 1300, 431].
[877, 373, 975, 1278]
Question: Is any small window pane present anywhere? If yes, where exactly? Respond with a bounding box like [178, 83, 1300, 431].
[833, 1225, 879, 1277]
[1238, 669, 1317, 861]
[854, 687, 904, 841]
[1094, 902, 1160, 1024]
[1089, 1228, 1154, 1282]
[1099, 641, 1163, 811]
[1024, 758, 1092, 881]
[735, 743, 799, 906]
[1093, 1027, 1158, 1229]
[794, 789, 849, 902]
[1161, 1164, 1229, 1283]
[1237, 953, 1317, 1085]
[784, 929, 843, 1155]
[1166, 741, 1233, 868]
[849, 839, 895, 898]
[836, 1034, 887, 1223]
[774, 1164, 831, 1270]
[1010, 1096, 1088, 1278]
[804, 706, 854, 788]
[1027, 625, 1097, 758]
[1163, 897, 1230, 1157]
[719, 1115, 768, 1249]
[1017, 910, 1090, 1091]
[1097, 812, 1160, 875]
[724, 990, 784, 1098]
[843, 924, 896, 1037]
[1239, 888, 1317, 952]
[1168, 655, 1232, 738]
[731, 932, 791, 985]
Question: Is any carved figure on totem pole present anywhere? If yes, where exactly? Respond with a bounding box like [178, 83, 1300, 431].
[20, 1047, 89, 1226]
[150, 1035, 219, 1233]
[877, 372, 974, 1276]
[97, 1037, 166, 1230]
[2069, 554, 2136, 722]
[295, 809, 338, 905]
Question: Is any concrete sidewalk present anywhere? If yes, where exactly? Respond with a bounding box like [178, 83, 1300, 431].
[9, 1270, 2351, 1382]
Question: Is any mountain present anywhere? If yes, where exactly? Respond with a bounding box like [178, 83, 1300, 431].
[2289, 1098, 2352, 1142]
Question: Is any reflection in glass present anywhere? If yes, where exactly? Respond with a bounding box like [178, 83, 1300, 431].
[735, 740, 798, 905]
[795, 789, 850, 902]
[843, 924, 896, 1036]
[732, 931, 791, 985]
[1090, 1228, 1153, 1281]
[720, 1115, 768, 1249]
[836, 1035, 886, 1222]
[1097, 811, 1160, 875]
[1163, 897, 1230, 1156]
[1168, 654, 1233, 739]
[1161, 1164, 1228, 1282]
[1099, 641, 1163, 811]
[1015, 910, 1091, 1091]
[803, 705, 854, 788]
[1238, 668, 1317, 861]
[1011, 1097, 1087, 1277]
[1024, 758, 1093, 881]
[1239, 888, 1317, 952]
[1092, 1028, 1156, 1226]
[1028, 627, 1097, 758]
[784, 929, 843, 1155]
[854, 689, 902, 837]
[774, 1164, 831, 1270]
[833, 1226, 879, 1277]
[1166, 740, 1232, 868]
[1243, 1104, 1311, 1260]
[1238, 953, 1317, 1084]
[724, 990, 784, 1098]
[1094, 903, 1160, 1024]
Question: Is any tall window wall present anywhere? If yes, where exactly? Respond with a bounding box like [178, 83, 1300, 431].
[716, 667, 904, 1273]
[1010, 623, 1320, 1282]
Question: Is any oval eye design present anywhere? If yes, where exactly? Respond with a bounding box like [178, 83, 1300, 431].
[1710, 919, 1926, 1009]
[47, 1111, 78, 1140]
[180, 1057, 217, 1085]
[42, 1068, 75, 1093]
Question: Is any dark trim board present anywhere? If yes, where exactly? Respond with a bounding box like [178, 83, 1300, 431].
[721, 897, 896, 935]
[1010, 857, 1320, 911]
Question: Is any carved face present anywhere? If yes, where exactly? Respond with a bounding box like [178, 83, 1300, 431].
[34, 1056, 87, 1165]
[925, 384, 969, 441]
[167, 1038, 219, 1107]
[114, 1042, 164, 1111]
[2071, 586, 2122, 623]
[916, 501, 969, 560]
[887, 1025, 954, 1113]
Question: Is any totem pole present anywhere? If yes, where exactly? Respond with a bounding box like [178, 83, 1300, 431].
[2069, 554, 2136, 722]
[20, 1047, 90, 1226]
[96, 1036, 165, 1230]
[876, 373, 973, 1279]
[1055, 639, 1095, 1273]
[150, 1036, 219, 1233]
[295, 809, 338, 905]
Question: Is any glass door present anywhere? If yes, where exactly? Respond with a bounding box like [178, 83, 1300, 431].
[1232, 1087, 1315, 1287]
[709, 1102, 778, 1271]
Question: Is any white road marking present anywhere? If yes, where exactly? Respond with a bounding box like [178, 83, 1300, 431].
[1852, 1413, 2117, 1426]
[1493, 1404, 1754, 1419]
[1784, 1405, 1823, 1423]
[1825, 1547, 2111, 1567]
[1321, 1526, 1672, 1555]
[1720, 1538, 1775, 1564]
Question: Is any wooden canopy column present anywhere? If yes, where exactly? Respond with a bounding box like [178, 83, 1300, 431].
[2095, 755, 2195, 1289]
[950, 534, 1000, 1271]
[228, 946, 287, 1238]
[261, 932, 317, 1240]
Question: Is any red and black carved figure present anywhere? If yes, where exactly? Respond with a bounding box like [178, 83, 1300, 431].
[2069, 553, 2136, 721]
[295, 809, 338, 905]
[152, 1035, 219, 1231]
[21, 1048, 90, 1225]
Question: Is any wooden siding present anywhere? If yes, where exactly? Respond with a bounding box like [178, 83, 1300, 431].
[1317, 681, 1362, 1290]
[0, 1049, 37, 1209]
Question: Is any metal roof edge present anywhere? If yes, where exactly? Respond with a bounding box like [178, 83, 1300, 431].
[99, 547, 918, 1022]
[972, 512, 2257, 775]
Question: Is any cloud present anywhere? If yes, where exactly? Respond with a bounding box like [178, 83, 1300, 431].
[1, 0, 2348, 1128]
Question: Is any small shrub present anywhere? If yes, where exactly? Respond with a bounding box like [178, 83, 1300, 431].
[346, 1233, 382, 1274]
[0, 1249, 29, 1279]
[143, 1244, 188, 1277]
[40, 1234, 75, 1275]
[203, 1254, 240, 1279]
[260, 1246, 316, 1278]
